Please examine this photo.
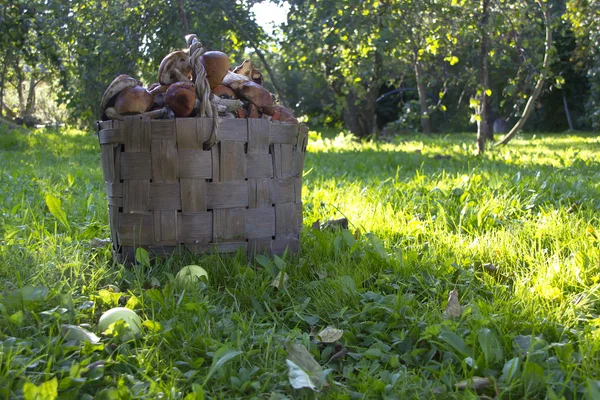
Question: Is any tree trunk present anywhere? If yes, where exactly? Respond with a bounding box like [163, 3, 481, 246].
[562, 90, 574, 130]
[414, 59, 431, 134]
[477, 0, 490, 154]
[176, 0, 190, 33]
[24, 76, 37, 117]
[495, 0, 552, 146]
[343, 87, 378, 137]
[17, 76, 25, 116]
[0, 54, 6, 119]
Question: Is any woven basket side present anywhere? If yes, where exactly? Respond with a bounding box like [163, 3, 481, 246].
[98, 117, 308, 262]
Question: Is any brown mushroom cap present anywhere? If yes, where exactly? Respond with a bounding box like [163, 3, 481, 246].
[114, 86, 154, 115]
[212, 84, 238, 99]
[166, 82, 196, 117]
[200, 51, 230, 89]
[240, 82, 273, 108]
[262, 105, 298, 124]
[100, 74, 140, 116]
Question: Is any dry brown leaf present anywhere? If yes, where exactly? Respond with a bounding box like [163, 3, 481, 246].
[455, 376, 492, 392]
[272, 272, 289, 289]
[443, 289, 461, 319]
[318, 326, 343, 343]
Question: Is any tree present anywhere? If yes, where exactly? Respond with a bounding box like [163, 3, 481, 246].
[281, 0, 393, 137]
[496, 0, 553, 146]
[564, 0, 600, 130]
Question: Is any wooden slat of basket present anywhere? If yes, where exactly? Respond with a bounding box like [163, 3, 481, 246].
[176, 118, 201, 149]
[273, 144, 294, 178]
[150, 183, 181, 210]
[213, 208, 246, 242]
[219, 141, 246, 181]
[178, 212, 212, 243]
[275, 202, 299, 240]
[178, 150, 212, 179]
[118, 213, 153, 246]
[271, 178, 295, 203]
[108, 204, 119, 251]
[248, 179, 271, 208]
[217, 119, 248, 142]
[124, 180, 150, 213]
[98, 128, 123, 144]
[206, 182, 248, 209]
[151, 140, 178, 182]
[100, 144, 118, 182]
[124, 117, 151, 152]
[151, 120, 176, 140]
[105, 182, 122, 198]
[154, 210, 178, 245]
[246, 207, 275, 238]
[180, 179, 207, 212]
[248, 119, 270, 153]
[120, 153, 152, 180]
[246, 154, 273, 179]
[248, 238, 272, 255]
[270, 123, 298, 144]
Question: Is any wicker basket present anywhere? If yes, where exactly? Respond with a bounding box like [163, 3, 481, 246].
[97, 116, 308, 263]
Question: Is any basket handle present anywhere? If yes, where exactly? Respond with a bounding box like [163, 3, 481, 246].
[187, 34, 219, 150]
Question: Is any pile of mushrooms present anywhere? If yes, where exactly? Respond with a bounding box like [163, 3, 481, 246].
[100, 35, 298, 125]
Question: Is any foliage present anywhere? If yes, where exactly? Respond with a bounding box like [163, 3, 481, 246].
[564, 0, 600, 129]
[1, 126, 600, 397]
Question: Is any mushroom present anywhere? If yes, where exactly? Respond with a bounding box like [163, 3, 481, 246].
[240, 82, 273, 108]
[158, 51, 193, 85]
[199, 51, 230, 89]
[104, 107, 169, 121]
[114, 86, 154, 115]
[149, 83, 171, 107]
[233, 60, 264, 85]
[166, 82, 196, 117]
[212, 84, 238, 99]
[221, 70, 250, 91]
[211, 95, 243, 113]
[100, 74, 141, 119]
[248, 103, 260, 119]
[232, 60, 253, 76]
[262, 105, 298, 124]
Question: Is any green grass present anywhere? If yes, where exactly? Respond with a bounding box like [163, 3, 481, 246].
[0, 126, 599, 399]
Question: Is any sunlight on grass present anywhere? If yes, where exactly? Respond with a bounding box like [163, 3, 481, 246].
[0, 126, 599, 398]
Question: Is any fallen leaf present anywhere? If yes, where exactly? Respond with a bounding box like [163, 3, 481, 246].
[483, 263, 498, 273]
[91, 238, 111, 249]
[455, 376, 492, 392]
[318, 326, 343, 343]
[321, 218, 349, 231]
[443, 289, 461, 319]
[286, 343, 326, 391]
[287, 343, 323, 376]
[272, 272, 289, 289]
[286, 360, 317, 391]
[61, 324, 100, 344]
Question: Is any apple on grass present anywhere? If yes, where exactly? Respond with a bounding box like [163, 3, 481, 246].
[98, 307, 142, 335]
[176, 265, 209, 287]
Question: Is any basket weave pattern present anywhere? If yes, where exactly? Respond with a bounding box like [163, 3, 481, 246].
[97, 116, 308, 262]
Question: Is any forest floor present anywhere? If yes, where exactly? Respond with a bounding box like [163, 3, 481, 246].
[0, 126, 599, 399]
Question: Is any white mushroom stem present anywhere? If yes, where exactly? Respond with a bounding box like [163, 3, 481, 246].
[221, 71, 250, 90]
[211, 95, 243, 113]
[105, 107, 168, 121]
